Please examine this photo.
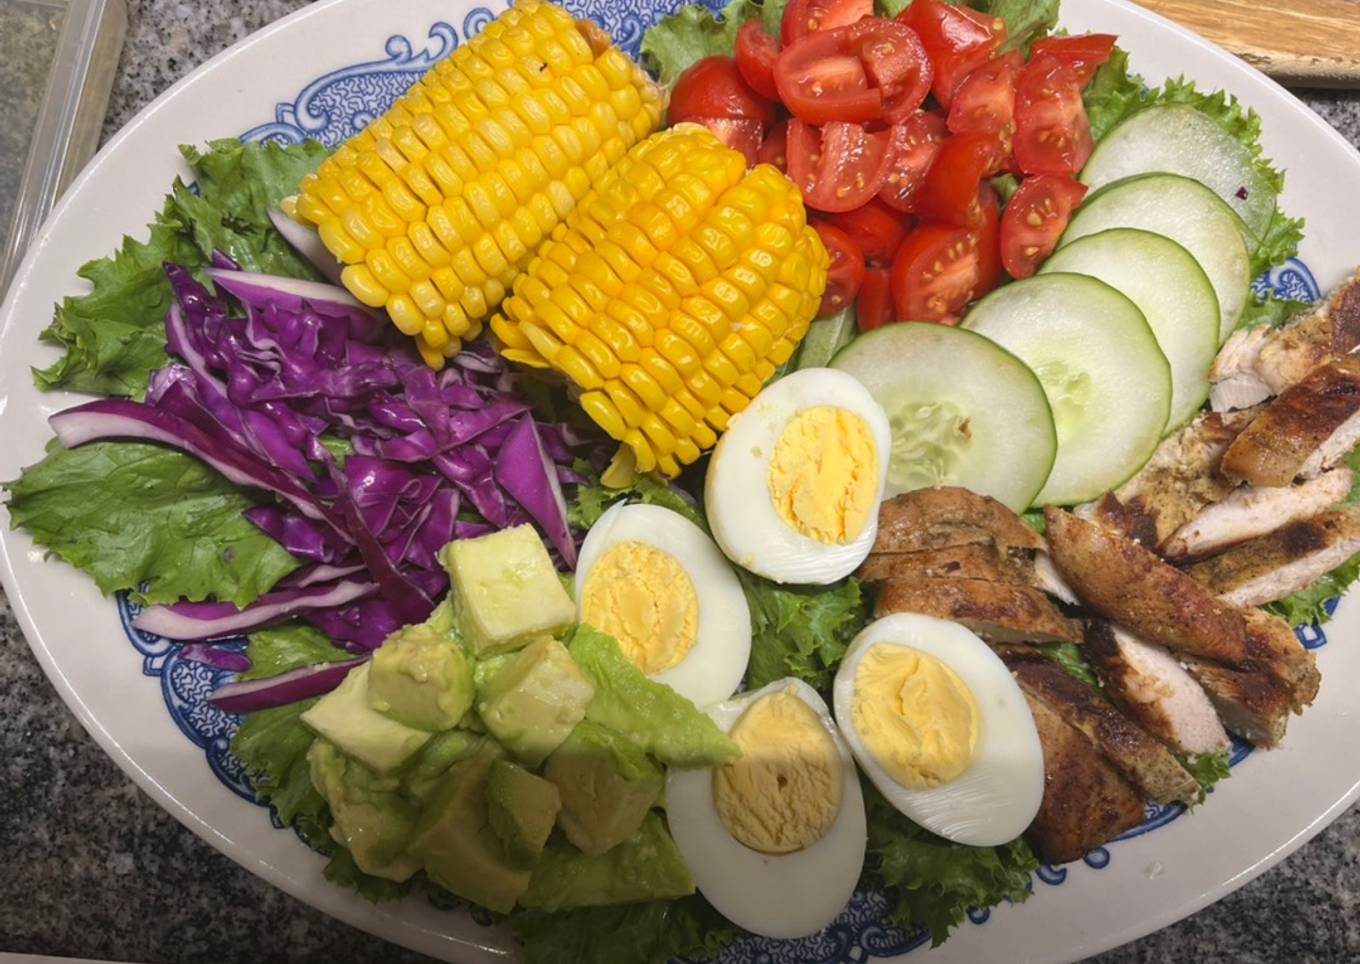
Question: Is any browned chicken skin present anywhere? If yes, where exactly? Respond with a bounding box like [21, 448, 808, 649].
[872, 487, 1046, 555]
[857, 542, 1035, 585]
[1180, 657, 1293, 748]
[874, 577, 1083, 644]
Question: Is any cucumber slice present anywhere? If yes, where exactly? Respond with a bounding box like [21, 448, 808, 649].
[796, 308, 858, 370]
[830, 323, 1056, 512]
[1080, 105, 1275, 243]
[1060, 173, 1251, 344]
[1040, 228, 1218, 432]
[962, 274, 1171, 506]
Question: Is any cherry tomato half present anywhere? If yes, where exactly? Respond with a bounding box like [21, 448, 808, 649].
[946, 50, 1022, 148]
[782, 0, 872, 45]
[813, 222, 867, 317]
[999, 174, 1088, 279]
[758, 120, 789, 171]
[689, 117, 764, 166]
[775, 30, 881, 124]
[856, 265, 895, 330]
[822, 197, 912, 264]
[849, 18, 933, 124]
[736, 21, 782, 101]
[914, 129, 1007, 227]
[788, 119, 894, 213]
[898, 0, 1006, 109]
[1029, 33, 1117, 88]
[1013, 54, 1094, 176]
[878, 110, 947, 213]
[671, 56, 777, 129]
[891, 185, 999, 322]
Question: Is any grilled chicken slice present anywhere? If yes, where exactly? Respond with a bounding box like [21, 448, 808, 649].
[1210, 267, 1360, 411]
[858, 543, 1034, 584]
[1162, 467, 1355, 560]
[873, 487, 1045, 555]
[1188, 507, 1360, 608]
[1085, 622, 1230, 756]
[1032, 552, 1079, 605]
[1079, 408, 1257, 548]
[1181, 656, 1293, 747]
[1241, 609, 1322, 710]
[1022, 693, 1149, 865]
[1220, 355, 1360, 487]
[874, 577, 1083, 644]
[1004, 651, 1200, 805]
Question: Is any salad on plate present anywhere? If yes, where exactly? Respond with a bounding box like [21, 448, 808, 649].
[4, 0, 1357, 960]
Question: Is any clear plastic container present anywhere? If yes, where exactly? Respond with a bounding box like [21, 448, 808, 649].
[0, 0, 127, 295]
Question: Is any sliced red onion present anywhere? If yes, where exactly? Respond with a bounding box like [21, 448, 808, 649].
[132, 579, 376, 640]
[207, 266, 366, 317]
[268, 207, 344, 285]
[209, 655, 368, 714]
[282, 562, 367, 588]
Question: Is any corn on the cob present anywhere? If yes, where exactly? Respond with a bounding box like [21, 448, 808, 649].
[491, 125, 828, 477]
[292, 0, 665, 367]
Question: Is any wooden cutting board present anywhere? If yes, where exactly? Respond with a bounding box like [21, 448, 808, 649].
[1133, 0, 1360, 87]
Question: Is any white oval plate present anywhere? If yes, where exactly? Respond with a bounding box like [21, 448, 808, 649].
[1, 0, 1357, 962]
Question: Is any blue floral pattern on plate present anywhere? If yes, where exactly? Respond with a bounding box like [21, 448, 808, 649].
[117, 5, 1333, 961]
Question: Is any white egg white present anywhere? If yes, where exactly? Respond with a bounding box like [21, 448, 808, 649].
[665, 678, 867, 939]
[704, 367, 891, 585]
[574, 501, 750, 708]
[832, 613, 1045, 847]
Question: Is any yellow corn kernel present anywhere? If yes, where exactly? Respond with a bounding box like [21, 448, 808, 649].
[581, 391, 626, 440]
[388, 295, 426, 336]
[576, 331, 621, 379]
[342, 264, 388, 308]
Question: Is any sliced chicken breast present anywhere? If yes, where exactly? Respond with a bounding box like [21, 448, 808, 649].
[1220, 355, 1360, 487]
[873, 486, 1046, 555]
[1162, 467, 1354, 560]
[874, 576, 1083, 644]
[1241, 609, 1322, 711]
[1181, 656, 1293, 748]
[1084, 622, 1230, 756]
[1022, 694, 1149, 865]
[1005, 651, 1200, 805]
[1188, 507, 1360, 609]
[1032, 552, 1079, 605]
[1210, 324, 1274, 411]
[858, 543, 1032, 584]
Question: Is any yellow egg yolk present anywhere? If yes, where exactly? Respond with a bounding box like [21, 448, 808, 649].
[851, 644, 980, 790]
[712, 687, 843, 854]
[580, 541, 699, 675]
[768, 405, 878, 545]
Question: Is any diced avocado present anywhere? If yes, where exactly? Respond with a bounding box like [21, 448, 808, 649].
[308, 740, 421, 882]
[543, 720, 662, 856]
[441, 524, 575, 657]
[519, 812, 695, 910]
[401, 729, 485, 802]
[487, 760, 562, 868]
[473, 651, 517, 690]
[368, 623, 476, 731]
[301, 663, 431, 776]
[568, 626, 740, 768]
[411, 742, 531, 913]
[478, 637, 594, 766]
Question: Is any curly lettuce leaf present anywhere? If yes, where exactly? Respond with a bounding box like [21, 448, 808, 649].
[569, 474, 706, 530]
[640, 0, 787, 87]
[35, 139, 327, 398]
[985, 0, 1060, 55]
[1179, 749, 1232, 804]
[866, 782, 1039, 946]
[511, 895, 741, 964]
[3, 439, 299, 607]
[232, 698, 328, 842]
[241, 621, 355, 681]
[742, 572, 868, 691]
[1237, 293, 1312, 332]
[1037, 641, 1100, 689]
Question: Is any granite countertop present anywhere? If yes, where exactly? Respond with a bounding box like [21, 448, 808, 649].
[3, 1, 1360, 962]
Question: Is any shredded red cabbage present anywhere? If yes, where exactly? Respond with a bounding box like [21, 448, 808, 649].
[209, 656, 368, 714]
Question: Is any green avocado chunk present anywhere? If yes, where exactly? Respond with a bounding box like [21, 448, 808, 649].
[519, 812, 696, 911]
[567, 625, 740, 768]
[301, 663, 431, 776]
[478, 636, 595, 766]
[543, 720, 663, 856]
[368, 622, 476, 731]
[487, 759, 563, 868]
[441, 524, 576, 657]
[401, 729, 485, 803]
[308, 739, 421, 882]
[411, 741, 531, 914]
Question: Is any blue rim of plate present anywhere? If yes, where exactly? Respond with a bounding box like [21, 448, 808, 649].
[114, 3, 1331, 961]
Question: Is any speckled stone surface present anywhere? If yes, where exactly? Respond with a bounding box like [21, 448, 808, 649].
[3, 2, 1360, 962]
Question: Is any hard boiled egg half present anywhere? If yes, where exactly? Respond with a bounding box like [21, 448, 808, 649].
[705, 368, 891, 585]
[833, 613, 1044, 846]
[666, 678, 866, 939]
[575, 501, 750, 708]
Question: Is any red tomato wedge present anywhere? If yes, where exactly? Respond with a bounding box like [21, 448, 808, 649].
[1013, 54, 1094, 176]
[782, 0, 872, 45]
[999, 174, 1088, 279]
[913, 129, 1007, 226]
[812, 222, 867, 317]
[891, 185, 999, 322]
[736, 21, 782, 101]
[878, 110, 947, 213]
[671, 56, 777, 129]
[848, 18, 933, 123]
[856, 266, 895, 330]
[1029, 33, 1116, 87]
[946, 50, 1022, 148]
[757, 120, 789, 171]
[823, 198, 912, 264]
[788, 119, 894, 213]
[897, 0, 1006, 109]
[775, 31, 882, 124]
[690, 117, 764, 166]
